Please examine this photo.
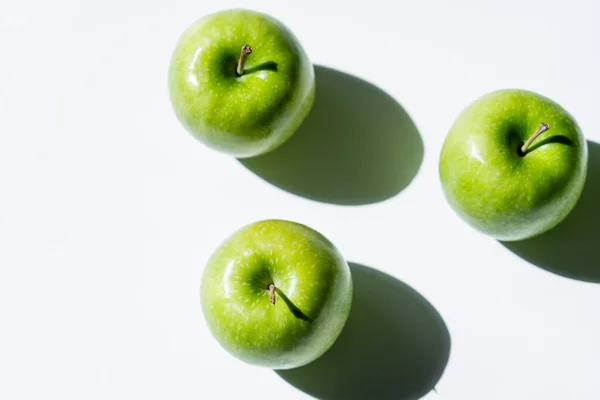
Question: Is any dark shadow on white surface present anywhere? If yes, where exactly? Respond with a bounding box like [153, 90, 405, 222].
[275, 263, 451, 400]
[502, 141, 600, 283]
[240, 66, 424, 205]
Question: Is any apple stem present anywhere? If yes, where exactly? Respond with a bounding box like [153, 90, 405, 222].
[521, 122, 550, 154]
[269, 284, 276, 305]
[236, 44, 253, 77]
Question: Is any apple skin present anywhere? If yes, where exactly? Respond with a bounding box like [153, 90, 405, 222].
[200, 220, 353, 369]
[439, 89, 587, 241]
[168, 9, 315, 158]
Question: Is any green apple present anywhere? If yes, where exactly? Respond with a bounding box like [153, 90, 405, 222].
[168, 9, 315, 158]
[439, 89, 587, 241]
[200, 219, 353, 369]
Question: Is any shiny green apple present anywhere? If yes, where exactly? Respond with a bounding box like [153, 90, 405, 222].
[200, 220, 353, 369]
[439, 89, 587, 241]
[168, 9, 315, 158]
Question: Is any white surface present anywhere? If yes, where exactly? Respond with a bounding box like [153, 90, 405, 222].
[1, 0, 599, 399]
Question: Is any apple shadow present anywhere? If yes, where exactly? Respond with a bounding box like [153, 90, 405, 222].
[239, 66, 424, 205]
[501, 141, 600, 283]
[275, 263, 451, 400]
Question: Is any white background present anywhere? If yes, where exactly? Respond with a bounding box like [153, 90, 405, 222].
[1, 0, 599, 399]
